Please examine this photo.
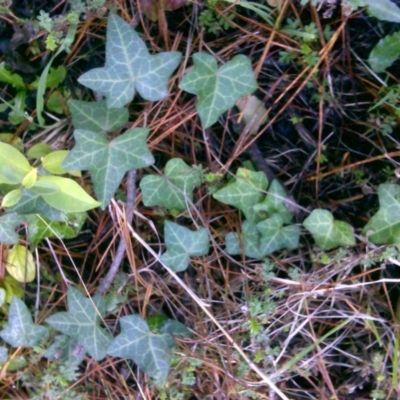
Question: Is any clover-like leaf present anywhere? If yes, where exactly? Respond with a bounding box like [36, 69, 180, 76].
[362, 184, 400, 248]
[63, 128, 154, 209]
[160, 221, 209, 272]
[253, 180, 293, 224]
[140, 158, 202, 211]
[0, 296, 48, 348]
[107, 315, 175, 384]
[78, 13, 182, 108]
[179, 52, 258, 128]
[303, 209, 355, 251]
[225, 220, 264, 259]
[213, 168, 268, 223]
[257, 214, 300, 255]
[45, 286, 112, 361]
[0, 213, 21, 244]
[68, 100, 129, 135]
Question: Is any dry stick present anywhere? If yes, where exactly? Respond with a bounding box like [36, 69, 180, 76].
[95, 169, 137, 295]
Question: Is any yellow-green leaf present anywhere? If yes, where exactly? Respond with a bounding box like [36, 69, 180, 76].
[21, 168, 38, 189]
[37, 176, 101, 212]
[1, 189, 22, 208]
[6, 244, 36, 283]
[42, 150, 81, 177]
[0, 142, 32, 185]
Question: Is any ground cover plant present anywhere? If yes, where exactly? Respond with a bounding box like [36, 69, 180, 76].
[1, 0, 400, 398]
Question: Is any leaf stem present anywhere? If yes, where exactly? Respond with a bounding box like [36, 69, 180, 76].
[95, 169, 137, 295]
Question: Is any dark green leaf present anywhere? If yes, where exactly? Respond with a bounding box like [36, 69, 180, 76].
[369, 32, 400, 73]
[78, 13, 182, 107]
[63, 128, 154, 208]
[0, 296, 48, 348]
[0, 213, 21, 244]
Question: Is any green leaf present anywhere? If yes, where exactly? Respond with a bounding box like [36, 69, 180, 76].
[303, 209, 355, 251]
[0, 214, 21, 244]
[42, 150, 81, 176]
[253, 180, 293, 224]
[213, 168, 268, 223]
[63, 128, 154, 209]
[25, 212, 87, 246]
[45, 286, 112, 361]
[107, 315, 176, 384]
[362, 0, 400, 22]
[7, 189, 65, 221]
[225, 220, 264, 259]
[369, 32, 400, 73]
[44, 335, 85, 368]
[34, 176, 101, 212]
[0, 296, 48, 348]
[140, 158, 202, 211]
[160, 221, 209, 272]
[68, 100, 129, 135]
[1, 189, 22, 208]
[362, 184, 400, 248]
[78, 13, 182, 107]
[179, 52, 258, 128]
[0, 62, 25, 89]
[257, 214, 300, 255]
[27, 143, 53, 159]
[30, 66, 66, 89]
[0, 142, 32, 185]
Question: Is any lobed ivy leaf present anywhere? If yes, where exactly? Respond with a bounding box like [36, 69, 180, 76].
[257, 214, 300, 255]
[140, 158, 202, 211]
[213, 168, 268, 223]
[225, 220, 264, 259]
[68, 100, 129, 135]
[160, 221, 209, 272]
[78, 13, 182, 108]
[362, 184, 400, 248]
[0, 213, 21, 244]
[107, 315, 175, 384]
[303, 209, 355, 251]
[63, 128, 154, 209]
[253, 180, 293, 224]
[369, 32, 400, 73]
[45, 286, 112, 361]
[0, 296, 48, 348]
[179, 52, 258, 128]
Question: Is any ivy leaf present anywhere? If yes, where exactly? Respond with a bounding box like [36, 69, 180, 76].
[0, 214, 21, 244]
[257, 214, 300, 255]
[0, 296, 48, 348]
[107, 315, 176, 384]
[179, 52, 258, 128]
[303, 209, 355, 251]
[45, 286, 112, 361]
[68, 100, 129, 135]
[140, 158, 202, 211]
[225, 220, 264, 259]
[160, 221, 209, 272]
[78, 13, 182, 108]
[253, 180, 293, 224]
[213, 168, 268, 223]
[369, 32, 400, 73]
[362, 184, 400, 248]
[63, 128, 154, 209]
